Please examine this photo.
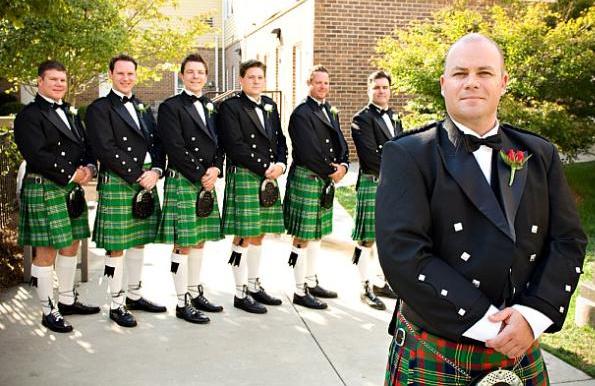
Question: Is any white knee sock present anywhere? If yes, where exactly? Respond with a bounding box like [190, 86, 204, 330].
[305, 240, 321, 288]
[290, 246, 306, 296]
[171, 253, 188, 307]
[230, 244, 248, 298]
[55, 253, 77, 305]
[371, 244, 386, 287]
[355, 246, 372, 285]
[104, 256, 124, 309]
[125, 248, 144, 300]
[31, 264, 54, 315]
[247, 245, 262, 292]
[187, 248, 204, 298]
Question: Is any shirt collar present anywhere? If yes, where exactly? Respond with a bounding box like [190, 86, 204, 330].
[111, 88, 132, 100]
[452, 118, 499, 139]
[183, 89, 202, 99]
[370, 102, 389, 112]
[308, 95, 325, 106]
[39, 93, 62, 105]
[245, 93, 262, 105]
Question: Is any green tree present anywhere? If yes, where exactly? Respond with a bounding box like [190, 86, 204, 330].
[0, 0, 212, 104]
[375, 1, 595, 161]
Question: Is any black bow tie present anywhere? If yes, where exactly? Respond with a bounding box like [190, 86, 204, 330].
[121, 95, 135, 104]
[462, 132, 502, 152]
[51, 102, 66, 111]
[379, 108, 393, 116]
[188, 94, 206, 104]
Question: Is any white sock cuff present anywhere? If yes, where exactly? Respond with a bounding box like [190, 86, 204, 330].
[105, 256, 122, 267]
[232, 244, 247, 254]
[32, 265, 52, 277]
[247, 244, 262, 256]
[188, 248, 204, 259]
[126, 247, 144, 261]
[55, 254, 77, 268]
[171, 253, 188, 264]
[291, 246, 303, 255]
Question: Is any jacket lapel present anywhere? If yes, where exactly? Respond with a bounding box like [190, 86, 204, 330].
[181, 95, 215, 142]
[438, 117, 514, 241]
[108, 91, 144, 137]
[39, 107, 79, 144]
[373, 111, 393, 141]
[241, 98, 269, 138]
[496, 128, 529, 241]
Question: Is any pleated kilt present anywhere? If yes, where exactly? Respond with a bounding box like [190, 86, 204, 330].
[352, 173, 378, 242]
[221, 166, 284, 237]
[155, 170, 223, 246]
[385, 314, 549, 386]
[93, 170, 161, 251]
[283, 166, 332, 240]
[18, 174, 90, 249]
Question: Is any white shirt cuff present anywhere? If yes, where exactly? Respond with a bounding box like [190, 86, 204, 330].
[275, 162, 286, 174]
[512, 304, 553, 340]
[340, 162, 349, 171]
[462, 305, 502, 342]
[86, 164, 97, 178]
[151, 167, 163, 177]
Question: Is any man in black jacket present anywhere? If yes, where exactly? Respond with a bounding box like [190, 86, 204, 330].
[218, 60, 288, 314]
[15, 60, 99, 333]
[285, 65, 349, 310]
[350, 70, 401, 311]
[377, 33, 587, 385]
[155, 53, 224, 324]
[86, 54, 166, 328]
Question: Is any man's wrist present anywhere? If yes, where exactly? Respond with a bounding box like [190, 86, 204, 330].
[151, 167, 163, 177]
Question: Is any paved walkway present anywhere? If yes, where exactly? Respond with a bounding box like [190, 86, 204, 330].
[0, 166, 592, 385]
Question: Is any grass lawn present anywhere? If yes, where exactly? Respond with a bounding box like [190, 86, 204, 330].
[336, 161, 595, 376]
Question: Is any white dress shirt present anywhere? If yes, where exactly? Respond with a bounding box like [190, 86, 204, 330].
[111, 88, 152, 166]
[371, 103, 396, 137]
[246, 93, 285, 173]
[184, 89, 206, 125]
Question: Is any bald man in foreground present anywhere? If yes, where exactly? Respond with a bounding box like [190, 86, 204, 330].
[377, 33, 586, 385]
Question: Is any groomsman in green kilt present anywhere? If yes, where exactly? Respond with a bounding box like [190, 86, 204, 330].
[85, 55, 166, 328]
[15, 60, 100, 333]
[218, 60, 288, 314]
[350, 71, 401, 311]
[155, 54, 224, 324]
[285, 65, 349, 309]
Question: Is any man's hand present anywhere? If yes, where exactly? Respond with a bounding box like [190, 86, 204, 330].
[72, 166, 91, 185]
[486, 307, 535, 358]
[329, 163, 347, 183]
[200, 167, 219, 191]
[137, 170, 160, 191]
[264, 164, 283, 180]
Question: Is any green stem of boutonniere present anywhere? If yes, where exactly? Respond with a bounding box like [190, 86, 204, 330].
[509, 168, 516, 187]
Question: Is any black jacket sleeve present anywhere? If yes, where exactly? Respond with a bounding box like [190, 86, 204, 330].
[288, 109, 335, 176]
[351, 113, 381, 176]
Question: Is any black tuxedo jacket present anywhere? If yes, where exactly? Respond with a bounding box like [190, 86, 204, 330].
[218, 92, 287, 176]
[85, 90, 164, 184]
[351, 104, 403, 176]
[157, 92, 223, 183]
[14, 94, 95, 186]
[376, 116, 587, 341]
[288, 96, 349, 177]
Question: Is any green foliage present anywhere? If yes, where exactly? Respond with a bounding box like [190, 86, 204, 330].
[0, 0, 212, 104]
[0, 101, 24, 116]
[375, 1, 595, 160]
[0, 126, 22, 178]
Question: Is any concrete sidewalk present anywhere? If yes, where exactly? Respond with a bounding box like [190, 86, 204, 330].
[0, 171, 593, 385]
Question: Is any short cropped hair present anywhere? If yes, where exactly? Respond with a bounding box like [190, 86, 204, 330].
[181, 53, 208, 74]
[38, 60, 66, 77]
[240, 60, 266, 77]
[109, 54, 138, 72]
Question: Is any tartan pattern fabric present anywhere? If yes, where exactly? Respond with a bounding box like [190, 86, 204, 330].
[352, 173, 378, 242]
[93, 170, 161, 250]
[155, 171, 223, 246]
[221, 166, 284, 237]
[385, 316, 549, 386]
[283, 166, 333, 240]
[18, 175, 90, 249]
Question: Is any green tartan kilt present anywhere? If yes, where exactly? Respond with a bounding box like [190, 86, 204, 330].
[18, 175, 90, 249]
[221, 166, 284, 237]
[283, 166, 332, 240]
[352, 173, 378, 242]
[93, 170, 161, 251]
[155, 171, 223, 246]
[385, 315, 549, 386]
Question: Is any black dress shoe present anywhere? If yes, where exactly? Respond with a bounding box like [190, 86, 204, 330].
[248, 287, 282, 306]
[233, 295, 267, 314]
[177, 294, 210, 324]
[361, 281, 386, 310]
[42, 307, 73, 333]
[373, 283, 398, 299]
[307, 284, 338, 299]
[58, 301, 100, 315]
[190, 285, 223, 313]
[109, 306, 137, 327]
[293, 291, 328, 310]
[126, 297, 166, 313]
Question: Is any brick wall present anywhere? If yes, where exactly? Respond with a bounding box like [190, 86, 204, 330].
[313, 0, 494, 159]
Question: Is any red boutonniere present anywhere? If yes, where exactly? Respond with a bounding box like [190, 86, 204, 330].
[500, 149, 532, 186]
